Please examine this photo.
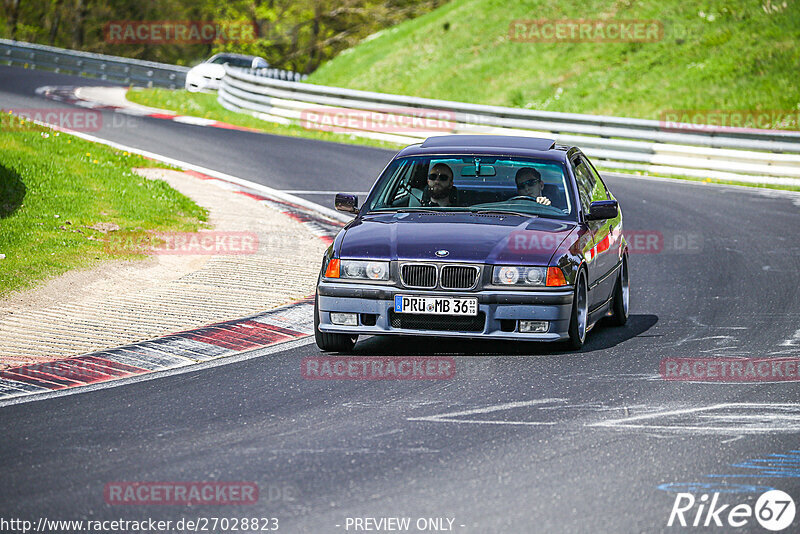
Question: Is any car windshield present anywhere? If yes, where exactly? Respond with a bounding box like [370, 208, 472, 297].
[208, 55, 253, 68]
[364, 155, 574, 219]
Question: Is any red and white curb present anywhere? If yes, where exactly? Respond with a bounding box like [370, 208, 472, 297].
[0, 297, 316, 401]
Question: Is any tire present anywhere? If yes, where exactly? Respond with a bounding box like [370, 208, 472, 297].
[314, 294, 357, 352]
[566, 270, 588, 350]
[608, 256, 629, 327]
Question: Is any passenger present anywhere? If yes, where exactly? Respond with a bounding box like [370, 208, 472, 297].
[515, 167, 551, 206]
[422, 163, 459, 207]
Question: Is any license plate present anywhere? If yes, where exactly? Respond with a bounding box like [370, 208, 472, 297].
[394, 295, 478, 316]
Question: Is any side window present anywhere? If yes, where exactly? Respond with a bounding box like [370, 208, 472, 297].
[572, 158, 593, 213]
[389, 164, 414, 202]
[386, 161, 427, 206]
[580, 156, 609, 201]
[374, 161, 412, 206]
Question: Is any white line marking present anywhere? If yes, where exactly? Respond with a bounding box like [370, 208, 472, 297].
[593, 404, 727, 425]
[408, 398, 564, 425]
[171, 116, 217, 126]
[591, 403, 800, 434]
[697, 414, 800, 421]
[780, 328, 800, 346]
[721, 435, 744, 444]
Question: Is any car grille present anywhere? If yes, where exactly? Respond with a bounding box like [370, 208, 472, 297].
[390, 311, 486, 332]
[401, 264, 436, 288]
[400, 263, 481, 290]
[440, 265, 479, 289]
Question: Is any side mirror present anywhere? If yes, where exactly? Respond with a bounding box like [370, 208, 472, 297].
[587, 200, 618, 221]
[335, 193, 359, 214]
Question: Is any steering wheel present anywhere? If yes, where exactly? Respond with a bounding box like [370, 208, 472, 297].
[391, 181, 424, 207]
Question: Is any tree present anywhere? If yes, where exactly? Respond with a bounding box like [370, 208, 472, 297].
[4, 0, 21, 39]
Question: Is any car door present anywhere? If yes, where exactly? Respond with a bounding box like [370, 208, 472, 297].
[578, 154, 621, 304]
[570, 155, 602, 307]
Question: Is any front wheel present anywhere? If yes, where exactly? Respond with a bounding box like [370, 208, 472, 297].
[566, 270, 588, 350]
[314, 294, 358, 352]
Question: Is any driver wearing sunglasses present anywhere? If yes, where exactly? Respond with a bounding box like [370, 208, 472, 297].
[515, 167, 551, 206]
[422, 163, 459, 207]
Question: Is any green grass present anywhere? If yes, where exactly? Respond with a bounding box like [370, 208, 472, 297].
[0, 115, 208, 296]
[126, 87, 404, 151]
[307, 0, 800, 128]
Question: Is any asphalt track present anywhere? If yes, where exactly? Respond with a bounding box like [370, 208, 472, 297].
[2, 66, 800, 533]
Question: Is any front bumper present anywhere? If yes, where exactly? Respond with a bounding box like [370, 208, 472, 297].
[185, 75, 221, 92]
[317, 282, 574, 341]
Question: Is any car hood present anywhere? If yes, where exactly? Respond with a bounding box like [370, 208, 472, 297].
[189, 64, 226, 77]
[339, 212, 577, 265]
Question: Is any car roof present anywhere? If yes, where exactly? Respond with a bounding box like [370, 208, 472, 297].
[397, 135, 573, 161]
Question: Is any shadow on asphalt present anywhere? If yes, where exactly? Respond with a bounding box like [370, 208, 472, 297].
[0, 164, 25, 218]
[349, 314, 659, 356]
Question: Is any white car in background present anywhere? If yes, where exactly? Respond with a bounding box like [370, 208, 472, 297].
[184, 53, 269, 92]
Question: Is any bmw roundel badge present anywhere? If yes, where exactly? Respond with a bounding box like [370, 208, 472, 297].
[435, 249, 449, 257]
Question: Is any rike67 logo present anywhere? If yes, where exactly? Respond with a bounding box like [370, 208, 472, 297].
[668, 490, 796, 531]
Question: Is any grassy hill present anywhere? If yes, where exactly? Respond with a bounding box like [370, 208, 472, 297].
[307, 0, 800, 127]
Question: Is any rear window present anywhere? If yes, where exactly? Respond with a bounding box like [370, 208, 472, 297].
[364, 155, 574, 220]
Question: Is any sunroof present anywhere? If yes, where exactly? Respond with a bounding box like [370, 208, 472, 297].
[420, 135, 556, 151]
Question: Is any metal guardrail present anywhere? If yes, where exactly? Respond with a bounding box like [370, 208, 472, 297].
[252, 67, 306, 83]
[0, 39, 189, 89]
[219, 67, 800, 185]
[0, 40, 306, 89]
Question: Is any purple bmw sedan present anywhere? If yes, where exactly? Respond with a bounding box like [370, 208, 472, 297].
[314, 135, 629, 351]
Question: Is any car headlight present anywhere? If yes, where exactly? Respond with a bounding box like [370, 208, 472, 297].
[339, 260, 389, 281]
[492, 266, 546, 286]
